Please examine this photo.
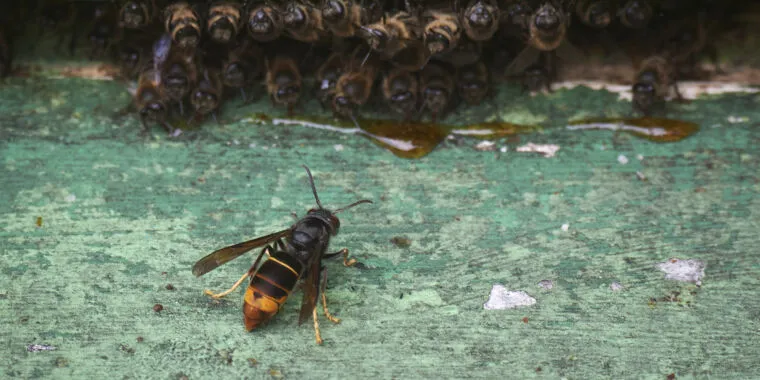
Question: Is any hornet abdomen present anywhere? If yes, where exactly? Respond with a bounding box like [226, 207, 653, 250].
[243, 250, 304, 331]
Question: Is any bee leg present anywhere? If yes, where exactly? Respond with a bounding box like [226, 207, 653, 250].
[178, 101, 184, 116]
[212, 111, 221, 126]
[312, 307, 324, 345]
[703, 44, 725, 75]
[671, 81, 689, 104]
[319, 267, 341, 324]
[240, 88, 248, 103]
[203, 271, 249, 299]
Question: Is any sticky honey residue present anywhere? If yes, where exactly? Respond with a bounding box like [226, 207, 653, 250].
[260, 115, 697, 158]
[567, 117, 699, 142]
[268, 116, 538, 158]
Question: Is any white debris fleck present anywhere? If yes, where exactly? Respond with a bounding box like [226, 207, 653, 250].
[334, 144, 344, 152]
[65, 194, 76, 202]
[232, 139, 240, 145]
[475, 141, 496, 151]
[538, 280, 554, 290]
[610, 281, 624, 291]
[516, 143, 560, 158]
[617, 154, 629, 164]
[561, 223, 569, 231]
[636, 171, 647, 181]
[248, 143, 256, 148]
[483, 285, 536, 310]
[636, 154, 644, 161]
[27, 344, 57, 352]
[500, 146, 508, 153]
[727, 116, 749, 124]
[656, 258, 706, 286]
[170, 129, 182, 138]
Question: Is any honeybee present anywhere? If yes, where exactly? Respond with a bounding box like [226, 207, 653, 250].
[500, 0, 532, 38]
[358, 11, 421, 58]
[134, 68, 172, 133]
[632, 55, 682, 115]
[437, 35, 480, 67]
[575, 0, 613, 28]
[191, 68, 224, 122]
[460, 0, 500, 41]
[113, 35, 149, 80]
[381, 68, 419, 119]
[283, 0, 327, 43]
[221, 40, 264, 102]
[119, 0, 157, 30]
[37, 0, 78, 56]
[193, 166, 371, 344]
[321, 0, 380, 38]
[315, 52, 346, 109]
[521, 63, 552, 93]
[527, 1, 570, 51]
[618, 0, 652, 29]
[164, 1, 202, 50]
[158, 43, 199, 115]
[332, 55, 380, 120]
[247, 2, 284, 42]
[419, 61, 454, 122]
[457, 61, 488, 105]
[88, 2, 118, 60]
[207, 1, 244, 44]
[423, 10, 461, 56]
[265, 56, 302, 115]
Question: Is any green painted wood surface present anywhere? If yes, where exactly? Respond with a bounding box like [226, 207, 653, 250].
[1, 75, 760, 379]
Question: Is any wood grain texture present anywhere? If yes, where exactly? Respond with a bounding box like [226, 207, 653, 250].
[1, 75, 759, 379]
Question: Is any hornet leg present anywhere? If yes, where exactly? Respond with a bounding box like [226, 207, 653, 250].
[323, 248, 356, 267]
[312, 307, 323, 345]
[202, 246, 271, 298]
[204, 272, 248, 299]
[320, 267, 341, 324]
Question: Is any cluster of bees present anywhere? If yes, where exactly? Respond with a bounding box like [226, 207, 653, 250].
[0, 0, 750, 132]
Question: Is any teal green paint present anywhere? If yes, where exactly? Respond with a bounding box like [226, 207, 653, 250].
[1, 74, 760, 379]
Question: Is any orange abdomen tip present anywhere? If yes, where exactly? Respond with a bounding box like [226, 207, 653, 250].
[243, 287, 283, 331]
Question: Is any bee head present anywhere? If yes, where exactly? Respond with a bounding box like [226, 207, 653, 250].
[632, 82, 656, 112]
[534, 4, 561, 32]
[321, 0, 346, 22]
[466, 1, 496, 29]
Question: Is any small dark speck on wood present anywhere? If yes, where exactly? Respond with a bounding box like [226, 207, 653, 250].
[390, 236, 412, 248]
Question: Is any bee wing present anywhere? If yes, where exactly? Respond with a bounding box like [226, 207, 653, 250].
[297, 246, 327, 325]
[504, 45, 540, 77]
[192, 229, 292, 277]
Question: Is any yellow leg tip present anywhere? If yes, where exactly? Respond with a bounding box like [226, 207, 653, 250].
[344, 258, 357, 267]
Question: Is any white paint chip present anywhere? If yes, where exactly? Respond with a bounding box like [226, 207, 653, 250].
[561, 223, 569, 231]
[500, 146, 508, 153]
[610, 281, 624, 291]
[538, 280, 554, 290]
[483, 285, 536, 310]
[65, 194, 76, 202]
[727, 116, 750, 124]
[516, 143, 560, 158]
[617, 154, 629, 164]
[636, 154, 644, 161]
[656, 258, 706, 286]
[333, 144, 344, 152]
[475, 141, 496, 151]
